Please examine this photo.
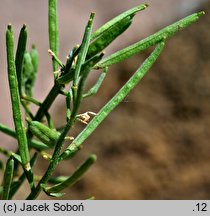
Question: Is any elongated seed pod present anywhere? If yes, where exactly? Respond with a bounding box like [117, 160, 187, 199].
[2, 156, 14, 200]
[0, 123, 50, 150]
[91, 4, 148, 40]
[15, 24, 27, 94]
[49, 0, 59, 73]
[86, 16, 132, 59]
[95, 11, 205, 69]
[6, 25, 30, 171]
[28, 121, 60, 147]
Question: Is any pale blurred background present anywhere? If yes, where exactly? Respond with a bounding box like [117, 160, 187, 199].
[0, 0, 210, 199]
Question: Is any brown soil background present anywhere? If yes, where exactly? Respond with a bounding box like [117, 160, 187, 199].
[0, 0, 210, 199]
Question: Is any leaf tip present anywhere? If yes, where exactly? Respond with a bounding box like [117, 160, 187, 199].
[144, 3, 149, 8]
[197, 11, 205, 17]
[90, 12, 96, 20]
[89, 154, 97, 162]
[32, 44, 36, 49]
[7, 24, 12, 30]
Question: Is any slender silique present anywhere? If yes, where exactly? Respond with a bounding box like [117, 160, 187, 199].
[95, 12, 205, 68]
[6, 25, 31, 172]
[49, 0, 59, 75]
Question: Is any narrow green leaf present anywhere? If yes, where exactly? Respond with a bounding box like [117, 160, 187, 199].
[95, 11, 205, 69]
[46, 154, 96, 193]
[73, 12, 95, 87]
[48, 176, 68, 184]
[83, 67, 108, 98]
[60, 42, 165, 160]
[87, 16, 132, 59]
[2, 156, 14, 200]
[91, 4, 148, 40]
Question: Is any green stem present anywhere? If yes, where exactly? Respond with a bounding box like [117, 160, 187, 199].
[21, 95, 42, 106]
[26, 38, 95, 199]
[26, 117, 75, 199]
[45, 154, 96, 193]
[45, 111, 55, 129]
[34, 82, 62, 121]
[26, 62, 92, 199]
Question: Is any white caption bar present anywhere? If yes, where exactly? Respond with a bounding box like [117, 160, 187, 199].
[0, 201, 209, 216]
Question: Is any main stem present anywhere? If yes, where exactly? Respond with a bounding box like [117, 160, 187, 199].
[27, 58, 90, 199]
[34, 82, 62, 121]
